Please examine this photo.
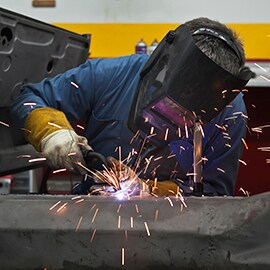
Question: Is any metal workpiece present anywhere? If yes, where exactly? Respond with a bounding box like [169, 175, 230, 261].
[0, 192, 269, 270]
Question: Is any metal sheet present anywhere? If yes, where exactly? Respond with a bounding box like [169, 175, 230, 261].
[0, 192, 269, 269]
[0, 7, 90, 175]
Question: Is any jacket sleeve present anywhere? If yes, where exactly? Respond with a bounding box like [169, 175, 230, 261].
[201, 93, 247, 195]
[11, 55, 147, 129]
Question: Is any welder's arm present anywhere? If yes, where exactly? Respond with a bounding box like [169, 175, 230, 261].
[11, 58, 129, 172]
[25, 107, 92, 173]
[201, 107, 247, 196]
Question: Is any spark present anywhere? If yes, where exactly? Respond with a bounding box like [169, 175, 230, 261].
[254, 63, 267, 72]
[0, 121, 9, 127]
[118, 146, 122, 167]
[130, 217, 134, 228]
[241, 138, 249, 150]
[150, 126, 155, 135]
[155, 210, 159, 222]
[225, 143, 232, 148]
[232, 89, 241, 93]
[214, 107, 219, 112]
[117, 204, 122, 213]
[165, 196, 174, 207]
[76, 125, 85, 130]
[52, 168, 67, 174]
[75, 199, 85, 204]
[164, 128, 169, 140]
[178, 127, 181, 137]
[225, 116, 238, 121]
[16, 155, 31, 158]
[178, 192, 187, 208]
[57, 202, 68, 213]
[239, 187, 250, 197]
[48, 122, 62, 129]
[121, 248, 125, 266]
[252, 124, 270, 130]
[90, 204, 96, 211]
[90, 229, 97, 243]
[186, 173, 196, 176]
[217, 168, 225, 173]
[71, 81, 79, 88]
[29, 157, 46, 163]
[257, 146, 270, 151]
[144, 222, 151, 236]
[143, 156, 153, 174]
[130, 130, 140, 144]
[135, 204, 139, 214]
[215, 124, 226, 131]
[199, 124, 205, 138]
[23, 102, 37, 107]
[167, 154, 175, 159]
[251, 104, 256, 108]
[185, 123, 189, 138]
[238, 159, 247, 165]
[118, 215, 121, 229]
[260, 75, 270, 82]
[71, 195, 81, 200]
[75, 216, 83, 232]
[252, 127, 262, 133]
[91, 208, 99, 223]
[154, 156, 163, 161]
[201, 109, 206, 114]
[49, 200, 61, 210]
[180, 146, 185, 151]
[266, 159, 270, 163]
[153, 178, 158, 191]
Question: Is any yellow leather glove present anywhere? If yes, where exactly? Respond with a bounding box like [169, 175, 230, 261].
[24, 107, 92, 173]
[146, 179, 180, 196]
[25, 107, 73, 151]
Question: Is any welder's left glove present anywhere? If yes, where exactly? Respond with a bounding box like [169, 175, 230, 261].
[24, 107, 91, 174]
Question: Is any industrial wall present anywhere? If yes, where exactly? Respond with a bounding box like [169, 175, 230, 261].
[1, 0, 270, 58]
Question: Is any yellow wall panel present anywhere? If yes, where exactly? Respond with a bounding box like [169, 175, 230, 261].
[55, 23, 270, 59]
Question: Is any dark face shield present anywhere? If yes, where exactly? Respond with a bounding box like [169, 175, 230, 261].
[128, 24, 252, 147]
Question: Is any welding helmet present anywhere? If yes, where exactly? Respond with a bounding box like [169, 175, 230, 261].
[128, 24, 252, 146]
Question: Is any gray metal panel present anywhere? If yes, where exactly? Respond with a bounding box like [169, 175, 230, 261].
[0, 192, 269, 269]
[0, 7, 90, 175]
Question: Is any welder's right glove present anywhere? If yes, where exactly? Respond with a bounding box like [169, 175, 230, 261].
[25, 107, 91, 174]
[145, 179, 180, 196]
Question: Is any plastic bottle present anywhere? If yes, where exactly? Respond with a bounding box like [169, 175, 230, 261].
[135, 38, 147, 54]
[148, 39, 159, 55]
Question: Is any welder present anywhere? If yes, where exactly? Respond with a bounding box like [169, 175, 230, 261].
[11, 17, 252, 196]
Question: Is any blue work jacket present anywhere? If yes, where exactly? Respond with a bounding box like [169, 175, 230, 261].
[11, 54, 247, 196]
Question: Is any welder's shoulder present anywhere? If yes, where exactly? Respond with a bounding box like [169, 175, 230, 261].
[227, 92, 246, 114]
[113, 54, 149, 68]
[88, 54, 149, 74]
